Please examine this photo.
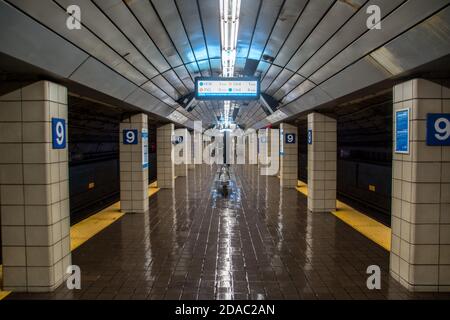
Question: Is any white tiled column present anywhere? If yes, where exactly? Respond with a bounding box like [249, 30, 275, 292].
[193, 127, 203, 167]
[0, 81, 71, 292]
[189, 132, 195, 170]
[119, 114, 149, 214]
[248, 130, 258, 165]
[175, 128, 189, 177]
[280, 123, 298, 188]
[258, 128, 268, 170]
[157, 124, 175, 189]
[307, 113, 337, 213]
[390, 79, 450, 292]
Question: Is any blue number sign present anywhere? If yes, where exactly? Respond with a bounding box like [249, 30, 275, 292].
[285, 133, 296, 144]
[123, 129, 138, 145]
[52, 118, 66, 149]
[427, 113, 450, 146]
[395, 108, 409, 154]
[308, 130, 312, 145]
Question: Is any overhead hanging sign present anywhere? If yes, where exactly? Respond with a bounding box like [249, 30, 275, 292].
[195, 77, 260, 100]
[395, 108, 410, 154]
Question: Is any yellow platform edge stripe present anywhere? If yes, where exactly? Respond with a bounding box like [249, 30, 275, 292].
[70, 184, 160, 251]
[296, 181, 391, 251]
[0, 183, 160, 299]
[0, 265, 8, 300]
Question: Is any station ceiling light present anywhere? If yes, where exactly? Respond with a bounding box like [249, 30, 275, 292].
[220, 0, 241, 77]
[219, 0, 241, 129]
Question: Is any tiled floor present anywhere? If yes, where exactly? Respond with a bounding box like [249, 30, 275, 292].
[7, 165, 450, 300]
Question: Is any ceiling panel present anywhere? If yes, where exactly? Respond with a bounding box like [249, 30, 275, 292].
[247, 0, 284, 60]
[56, 0, 159, 79]
[93, 0, 171, 73]
[151, 0, 196, 64]
[3, 0, 449, 129]
[310, 0, 449, 84]
[197, 0, 221, 59]
[176, 0, 210, 62]
[126, 0, 184, 68]
[262, 0, 308, 60]
[285, 0, 365, 72]
[273, 0, 334, 67]
[298, 0, 405, 79]
[0, 0, 88, 78]
[69, 57, 136, 101]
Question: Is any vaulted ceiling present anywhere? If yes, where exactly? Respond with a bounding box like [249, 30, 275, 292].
[1, 0, 449, 129]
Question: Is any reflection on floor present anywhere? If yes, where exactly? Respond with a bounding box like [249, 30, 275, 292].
[0, 265, 10, 300]
[0, 183, 160, 299]
[6, 165, 450, 300]
[296, 182, 391, 251]
[71, 183, 160, 251]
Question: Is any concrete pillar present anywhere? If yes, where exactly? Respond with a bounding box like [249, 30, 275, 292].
[248, 130, 258, 165]
[307, 113, 337, 213]
[119, 114, 149, 214]
[157, 124, 175, 189]
[0, 81, 71, 292]
[188, 132, 195, 170]
[174, 128, 189, 177]
[193, 126, 203, 167]
[258, 128, 268, 169]
[390, 79, 450, 292]
[280, 123, 298, 188]
[245, 135, 250, 165]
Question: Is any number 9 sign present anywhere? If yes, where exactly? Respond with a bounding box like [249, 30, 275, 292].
[123, 129, 138, 145]
[52, 118, 66, 149]
[285, 133, 296, 144]
[427, 114, 450, 146]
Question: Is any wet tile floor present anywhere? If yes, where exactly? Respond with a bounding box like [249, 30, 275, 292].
[8, 165, 450, 300]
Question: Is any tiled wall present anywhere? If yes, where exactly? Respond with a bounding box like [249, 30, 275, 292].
[0, 81, 71, 292]
[189, 132, 195, 170]
[174, 128, 189, 177]
[119, 114, 149, 214]
[280, 123, 298, 188]
[390, 79, 450, 292]
[193, 130, 203, 166]
[246, 131, 258, 165]
[307, 113, 337, 213]
[157, 124, 174, 189]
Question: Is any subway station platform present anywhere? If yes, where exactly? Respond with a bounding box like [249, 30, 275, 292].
[1, 0, 450, 308]
[4, 166, 450, 300]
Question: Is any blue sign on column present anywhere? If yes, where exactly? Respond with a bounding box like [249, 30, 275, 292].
[285, 133, 296, 144]
[395, 108, 410, 154]
[123, 129, 138, 145]
[142, 129, 148, 169]
[308, 130, 312, 145]
[427, 113, 450, 146]
[51, 118, 66, 149]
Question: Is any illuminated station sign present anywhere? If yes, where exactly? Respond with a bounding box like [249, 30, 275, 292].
[195, 77, 260, 100]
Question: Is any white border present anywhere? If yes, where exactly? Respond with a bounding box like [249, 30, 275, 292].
[395, 107, 410, 154]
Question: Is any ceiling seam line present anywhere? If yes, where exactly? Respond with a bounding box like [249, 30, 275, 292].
[278, 1, 450, 109]
[90, 0, 184, 99]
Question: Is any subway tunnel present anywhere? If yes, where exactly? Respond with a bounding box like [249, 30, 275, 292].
[0, 0, 450, 307]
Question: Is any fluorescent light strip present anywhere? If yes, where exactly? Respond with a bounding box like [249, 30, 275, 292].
[220, 0, 241, 126]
